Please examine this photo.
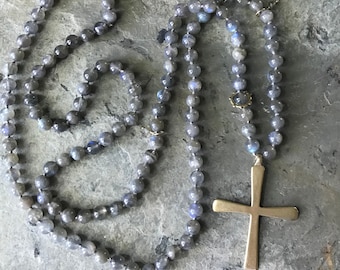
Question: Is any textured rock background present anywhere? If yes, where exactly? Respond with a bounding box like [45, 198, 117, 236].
[0, 0, 339, 269]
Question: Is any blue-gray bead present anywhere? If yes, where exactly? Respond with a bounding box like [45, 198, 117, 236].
[102, 0, 115, 9]
[32, 65, 46, 80]
[152, 103, 166, 117]
[112, 122, 126, 136]
[264, 39, 279, 53]
[83, 69, 98, 82]
[40, 0, 54, 9]
[28, 208, 43, 225]
[246, 139, 260, 154]
[94, 248, 110, 264]
[270, 100, 283, 113]
[267, 69, 282, 83]
[150, 118, 164, 133]
[260, 10, 274, 23]
[189, 203, 203, 219]
[168, 16, 182, 30]
[174, 3, 189, 17]
[197, 11, 211, 23]
[42, 54, 56, 68]
[43, 161, 59, 177]
[38, 218, 54, 234]
[101, 9, 117, 24]
[182, 34, 196, 48]
[249, 0, 264, 12]
[1, 78, 17, 91]
[188, 187, 203, 202]
[94, 21, 109, 35]
[61, 208, 76, 224]
[188, 79, 202, 92]
[126, 262, 141, 270]
[262, 145, 277, 160]
[35, 175, 50, 190]
[188, 0, 201, 13]
[56, 153, 72, 167]
[186, 94, 200, 107]
[128, 97, 143, 112]
[186, 220, 201, 236]
[31, 8, 45, 22]
[187, 140, 201, 153]
[267, 85, 281, 99]
[47, 201, 62, 216]
[1, 122, 16, 136]
[98, 132, 113, 146]
[73, 97, 87, 112]
[66, 35, 81, 48]
[95, 60, 110, 73]
[143, 149, 158, 164]
[109, 201, 123, 216]
[136, 163, 150, 177]
[271, 115, 285, 130]
[180, 234, 194, 250]
[0, 93, 16, 106]
[241, 123, 256, 137]
[66, 110, 81, 125]
[23, 78, 39, 91]
[2, 137, 17, 152]
[263, 24, 277, 39]
[80, 29, 95, 42]
[37, 190, 52, 204]
[66, 234, 81, 249]
[149, 135, 164, 150]
[54, 45, 68, 59]
[268, 55, 283, 68]
[268, 131, 283, 145]
[231, 32, 245, 47]
[164, 45, 178, 58]
[17, 34, 32, 48]
[187, 21, 201, 34]
[122, 192, 137, 208]
[233, 77, 247, 91]
[184, 49, 198, 62]
[190, 170, 204, 186]
[187, 64, 201, 77]
[203, 1, 217, 13]
[38, 116, 52, 130]
[81, 240, 96, 256]
[185, 109, 200, 122]
[155, 256, 168, 270]
[23, 94, 39, 106]
[130, 178, 145, 194]
[93, 206, 108, 220]
[160, 74, 175, 87]
[226, 20, 239, 33]
[164, 31, 178, 45]
[28, 107, 43, 120]
[86, 141, 103, 155]
[51, 226, 67, 243]
[53, 119, 69, 133]
[77, 209, 92, 224]
[111, 254, 126, 270]
[186, 123, 200, 137]
[24, 21, 39, 35]
[70, 146, 86, 161]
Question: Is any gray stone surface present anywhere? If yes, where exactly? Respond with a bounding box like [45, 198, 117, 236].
[0, 0, 339, 269]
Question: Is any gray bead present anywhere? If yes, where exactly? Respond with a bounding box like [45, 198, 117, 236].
[32, 65, 46, 80]
[269, 55, 284, 68]
[1, 122, 16, 136]
[128, 84, 142, 96]
[150, 119, 164, 133]
[126, 262, 141, 270]
[111, 254, 126, 270]
[0, 93, 16, 106]
[0, 107, 15, 122]
[53, 119, 69, 133]
[186, 94, 200, 107]
[188, 187, 203, 202]
[95, 60, 110, 73]
[182, 34, 196, 48]
[180, 234, 194, 250]
[77, 209, 92, 224]
[38, 116, 52, 130]
[84, 68, 98, 82]
[66, 110, 81, 125]
[61, 208, 76, 223]
[102, 0, 115, 9]
[187, 21, 201, 35]
[268, 131, 283, 145]
[189, 155, 203, 169]
[188, 79, 202, 92]
[98, 132, 113, 146]
[267, 85, 281, 99]
[197, 11, 211, 23]
[38, 218, 54, 234]
[110, 61, 123, 74]
[6, 153, 19, 166]
[136, 163, 150, 177]
[231, 32, 245, 47]
[164, 45, 178, 58]
[42, 54, 56, 68]
[245, 139, 260, 154]
[80, 29, 96, 42]
[190, 170, 204, 186]
[128, 97, 143, 112]
[95, 248, 110, 264]
[2, 137, 17, 151]
[112, 122, 126, 136]
[270, 100, 283, 113]
[164, 31, 178, 45]
[94, 21, 109, 35]
[123, 113, 138, 126]
[186, 123, 200, 137]
[260, 10, 274, 23]
[142, 264, 155, 270]
[47, 201, 62, 216]
[28, 208, 43, 225]
[232, 48, 247, 61]
[19, 196, 34, 209]
[54, 45, 68, 59]
[271, 115, 285, 130]
[216, 7, 228, 19]
[56, 153, 72, 167]
[28, 107, 43, 118]
[35, 175, 50, 190]
[203, 1, 217, 13]
[109, 201, 123, 216]
[130, 178, 145, 194]
[66, 234, 81, 249]
[51, 226, 67, 243]
[174, 3, 189, 17]
[186, 220, 201, 236]
[149, 135, 164, 150]
[120, 70, 135, 83]
[160, 74, 175, 87]
[155, 255, 168, 269]
[187, 140, 201, 153]
[4, 62, 18, 76]
[81, 240, 96, 256]
[9, 48, 25, 62]
[77, 82, 92, 96]
[187, 64, 201, 77]
[17, 34, 32, 48]
[23, 78, 39, 91]
[168, 16, 182, 30]
[233, 78, 247, 91]
[265, 39, 279, 53]
[241, 123, 256, 137]
[262, 145, 277, 160]
[70, 146, 86, 161]
[24, 93, 40, 106]
[31, 8, 45, 22]
[166, 245, 178, 260]
[232, 63, 247, 75]
[6, 167, 20, 181]
[143, 149, 158, 164]
[122, 192, 137, 208]
[263, 24, 277, 39]
[12, 182, 26, 196]
[0, 78, 17, 91]
[24, 21, 39, 35]
[37, 190, 52, 204]
[40, 0, 54, 9]
[189, 203, 203, 219]
[152, 103, 166, 117]
[185, 109, 200, 122]
[163, 60, 177, 74]
[93, 206, 108, 220]
[188, 0, 201, 13]
[102, 9, 117, 24]
[267, 69, 282, 83]
[249, 0, 263, 12]
[73, 97, 88, 112]
[65, 35, 81, 49]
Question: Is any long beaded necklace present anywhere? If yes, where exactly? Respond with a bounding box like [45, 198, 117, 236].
[0, 0, 299, 269]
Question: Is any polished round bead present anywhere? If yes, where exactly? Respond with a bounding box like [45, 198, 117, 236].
[267, 69, 282, 83]
[152, 103, 166, 117]
[267, 85, 281, 99]
[189, 155, 203, 169]
[260, 10, 274, 23]
[0, 107, 15, 122]
[130, 178, 145, 194]
[4, 62, 18, 76]
[35, 175, 50, 190]
[270, 100, 284, 113]
[112, 122, 126, 136]
[190, 170, 204, 186]
[37, 190, 52, 204]
[81, 240, 96, 256]
[95, 248, 110, 264]
[166, 245, 178, 261]
[188, 187, 203, 202]
[263, 24, 277, 39]
[53, 119, 69, 133]
[185, 109, 200, 122]
[80, 29, 96, 42]
[111, 254, 126, 269]
[1, 122, 16, 136]
[9, 48, 25, 62]
[168, 16, 182, 30]
[150, 119, 164, 133]
[180, 234, 194, 250]
[164, 31, 178, 45]
[126, 262, 141, 270]
[184, 49, 198, 62]
[186, 123, 200, 137]
[262, 145, 277, 160]
[143, 150, 158, 164]
[76, 209, 92, 224]
[109, 201, 123, 216]
[233, 78, 247, 91]
[94, 21, 109, 35]
[61, 208, 76, 223]
[102, 9, 117, 24]
[246, 139, 260, 154]
[149, 135, 164, 150]
[6, 167, 20, 181]
[51, 226, 67, 243]
[38, 219, 54, 234]
[38, 116, 52, 130]
[189, 203, 203, 219]
[122, 192, 138, 208]
[54, 45, 69, 59]
[160, 74, 175, 87]
[1, 78, 17, 91]
[98, 132, 113, 146]
[121, 70, 134, 82]
[271, 115, 285, 130]
[203, 1, 217, 13]
[188, 79, 202, 93]
[164, 45, 178, 58]
[142, 264, 155, 270]
[187, 140, 201, 153]
[2, 137, 17, 151]
[136, 163, 150, 177]
[66, 110, 81, 125]
[102, 0, 115, 9]
[128, 98, 143, 112]
[84, 69, 98, 82]
[19, 196, 34, 209]
[232, 48, 247, 61]
[265, 39, 279, 53]
[241, 123, 256, 137]
[197, 11, 211, 23]
[268, 131, 283, 145]
[56, 153, 71, 167]
[164, 60, 177, 74]
[93, 206, 108, 220]
[31, 8, 45, 21]
[12, 182, 25, 196]
[187, 21, 201, 34]
[249, 0, 264, 12]
[40, 0, 54, 9]
[231, 32, 245, 47]
[269, 55, 284, 68]
[23, 78, 39, 91]
[28, 208, 43, 225]
[70, 146, 86, 161]
[186, 220, 201, 236]
[32, 65, 46, 80]
[47, 201, 62, 216]
[6, 153, 19, 166]
[188, 0, 201, 13]
[23, 94, 39, 106]
[187, 64, 201, 77]
[123, 112, 138, 126]
[24, 21, 39, 35]
[0, 93, 16, 106]
[73, 97, 87, 112]
[66, 234, 81, 249]
[65, 35, 81, 49]
[86, 141, 103, 155]
[226, 20, 239, 33]
[17, 34, 32, 48]
[182, 34, 196, 48]
[155, 256, 168, 270]
[42, 54, 56, 68]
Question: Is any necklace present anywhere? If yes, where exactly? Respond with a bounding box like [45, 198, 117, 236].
[0, 0, 299, 269]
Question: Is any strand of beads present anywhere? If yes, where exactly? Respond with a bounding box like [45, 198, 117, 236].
[23, 0, 118, 133]
[227, 0, 285, 159]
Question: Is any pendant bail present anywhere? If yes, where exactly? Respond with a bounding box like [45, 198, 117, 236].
[254, 154, 263, 166]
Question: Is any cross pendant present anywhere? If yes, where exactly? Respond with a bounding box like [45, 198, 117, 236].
[212, 156, 299, 270]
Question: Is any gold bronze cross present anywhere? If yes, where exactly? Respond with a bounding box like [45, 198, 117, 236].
[212, 156, 299, 270]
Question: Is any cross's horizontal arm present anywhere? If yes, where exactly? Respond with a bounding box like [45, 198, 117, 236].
[213, 199, 252, 214]
[259, 206, 299, 220]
